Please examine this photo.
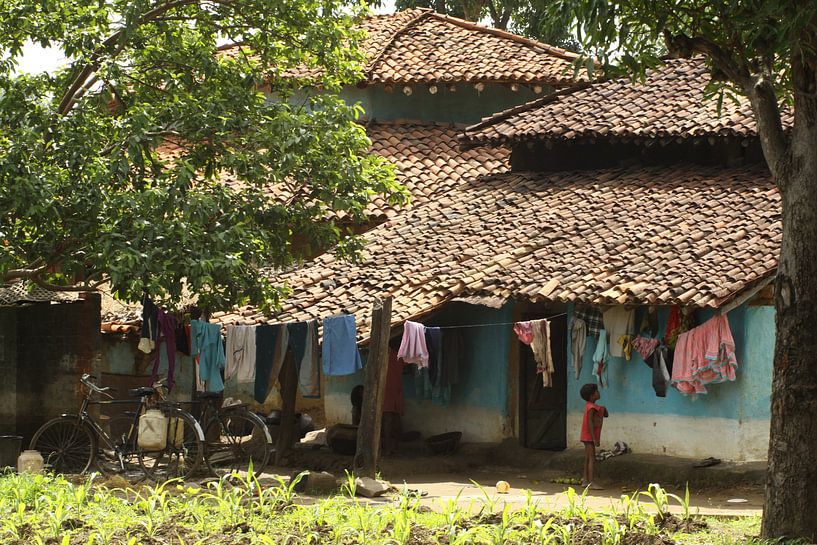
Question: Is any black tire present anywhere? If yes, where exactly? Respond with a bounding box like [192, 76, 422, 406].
[204, 411, 271, 479]
[96, 415, 142, 477]
[29, 416, 96, 474]
[137, 410, 203, 481]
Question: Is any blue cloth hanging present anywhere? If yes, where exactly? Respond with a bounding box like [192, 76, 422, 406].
[322, 315, 363, 376]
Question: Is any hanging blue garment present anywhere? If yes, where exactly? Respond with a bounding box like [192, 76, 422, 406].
[322, 315, 363, 376]
[289, 320, 320, 398]
[254, 324, 279, 403]
[191, 320, 225, 393]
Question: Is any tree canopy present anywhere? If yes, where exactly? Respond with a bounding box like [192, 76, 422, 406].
[0, 0, 404, 312]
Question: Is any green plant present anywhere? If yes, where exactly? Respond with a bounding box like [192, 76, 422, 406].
[470, 479, 500, 517]
[601, 517, 626, 545]
[563, 487, 591, 522]
[342, 470, 358, 499]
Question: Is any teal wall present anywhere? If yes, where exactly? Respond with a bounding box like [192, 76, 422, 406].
[288, 83, 542, 124]
[565, 303, 774, 420]
[348, 84, 542, 124]
[323, 302, 515, 440]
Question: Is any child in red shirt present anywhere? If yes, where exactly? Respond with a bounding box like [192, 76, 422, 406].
[580, 383, 608, 490]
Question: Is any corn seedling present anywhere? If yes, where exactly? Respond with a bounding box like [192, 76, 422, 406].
[470, 479, 500, 517]
[563, 486, 591, 522]
[601, 517, 626, 545]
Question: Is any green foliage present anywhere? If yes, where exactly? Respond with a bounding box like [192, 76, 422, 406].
[0, 473, 765, 544]
[0, 0, 405, 311]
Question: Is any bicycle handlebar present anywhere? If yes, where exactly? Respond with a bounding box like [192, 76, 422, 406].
[80, 373, 115, 399]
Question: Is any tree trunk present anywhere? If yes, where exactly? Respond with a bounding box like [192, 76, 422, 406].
[761, 64, 817, 542]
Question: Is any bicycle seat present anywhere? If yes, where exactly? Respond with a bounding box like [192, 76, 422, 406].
[128, 387, 156, 397]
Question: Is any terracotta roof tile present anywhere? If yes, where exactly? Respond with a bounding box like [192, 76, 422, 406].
[462, 57, 793, 147]
[158, 122, 509, 223]
[213, 164, 780, 340]
[220, 9, 583, 86]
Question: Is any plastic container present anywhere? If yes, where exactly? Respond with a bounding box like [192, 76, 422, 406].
[167, 417, 185, 449]
[17, 450, 44, 473]
[0, 436, 23, 469]
[138, 410, 168, 450]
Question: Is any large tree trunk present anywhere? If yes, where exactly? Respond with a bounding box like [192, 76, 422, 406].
[761, 60, 817, 542]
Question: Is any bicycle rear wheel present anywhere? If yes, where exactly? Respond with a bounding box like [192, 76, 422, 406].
[138, 410, 203, 481]
[96, 415, 142, 477]
[30, 416, 96, 474]
[204, 411, 271, 479]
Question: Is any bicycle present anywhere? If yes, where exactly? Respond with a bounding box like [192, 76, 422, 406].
[29, 374, 205, 480]
[186, 392, 273, 479]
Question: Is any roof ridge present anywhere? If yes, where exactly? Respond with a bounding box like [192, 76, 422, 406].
[427, 11, 582, 62]
[460, 80, 596, 148]
[366, 118, 467, 129]
[365, 9, 433, 79]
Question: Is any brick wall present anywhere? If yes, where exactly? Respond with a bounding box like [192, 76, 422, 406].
[2, 294, 102, 441]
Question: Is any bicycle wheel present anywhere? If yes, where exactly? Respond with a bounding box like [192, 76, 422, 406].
[30, 416, 96, 474]
[96, 415, 142, 477]
[138, 410, 203, 481]
[204, 411, 271, 479]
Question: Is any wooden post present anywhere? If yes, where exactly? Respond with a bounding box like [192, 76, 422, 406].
[275, 351, 297, 466]
[354, 296, 393, 477]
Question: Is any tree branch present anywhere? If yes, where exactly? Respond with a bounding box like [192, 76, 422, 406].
[664, 31, 789, 179]
[3, 264, 47, 282]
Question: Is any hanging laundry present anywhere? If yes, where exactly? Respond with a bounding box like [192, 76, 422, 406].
[322, 314, 363, 376]
[574, 306, 604, 337]
[571, 317, 587, 379]
[138, 294, 158, 354]
[191, 319, 225, 393]
[646, 344, 673, 397]
[268, 324, 290, 390]
[513, 321, 535, 345]
[383, 348, 405, 415]
[149, 309, 178, 390]
[531, 319, 555, 387]
[185, 323, 204, 392]
[398, 320, 429, 367]
[632, 336, 659, 361]
[254, 324, 279, 403]
[603, 307, 635, 359]
[425, 327, 443, 384]
[174, 322, 190, 356]
[593, 330, 609, 387]
[225, 325, 257, 384]
[671, 314, 737, 395]
[665, 306, 694, 349]
[288, 320, 320, 398]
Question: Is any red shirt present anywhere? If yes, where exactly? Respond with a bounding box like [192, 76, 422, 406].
[580, 401, 604, 443]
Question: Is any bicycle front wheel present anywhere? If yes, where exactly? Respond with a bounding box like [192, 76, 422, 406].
[30, 416, 96, 474]
[204, 411, 271, 479]
[138, 410, 203, 481]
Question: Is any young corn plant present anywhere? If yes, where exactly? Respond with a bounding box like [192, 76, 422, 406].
[601, 517, 626, 545]
[470, 479, 500, 518]
[617, 490, 647, 530]
[639, 483, 681, 522]
[563, 487, 591, 522]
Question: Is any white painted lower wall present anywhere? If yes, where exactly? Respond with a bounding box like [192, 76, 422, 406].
[566, 411, 770, 461]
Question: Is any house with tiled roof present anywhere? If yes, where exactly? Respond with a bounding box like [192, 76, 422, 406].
[205, 57, 779, 462]
[99, 11, 583, 426]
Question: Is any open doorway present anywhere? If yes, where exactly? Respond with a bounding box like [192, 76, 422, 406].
[518, 312, 567, 450]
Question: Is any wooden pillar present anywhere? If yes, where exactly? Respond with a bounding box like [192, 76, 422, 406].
[275, 351, 297, 465]
[354, 296, 393, 477]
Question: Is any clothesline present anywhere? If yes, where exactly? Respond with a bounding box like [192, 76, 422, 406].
[429, 313, 567, 329]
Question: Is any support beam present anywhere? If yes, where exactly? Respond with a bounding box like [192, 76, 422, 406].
[275, 351, 297, 465]
[354, 296, 393, 477]
[718, 276, 775, 316]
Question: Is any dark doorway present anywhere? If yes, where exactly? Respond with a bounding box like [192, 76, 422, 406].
[519, 312, 567, 450]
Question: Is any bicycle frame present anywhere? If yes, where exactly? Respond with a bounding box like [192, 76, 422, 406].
[181, 398, 273, 445]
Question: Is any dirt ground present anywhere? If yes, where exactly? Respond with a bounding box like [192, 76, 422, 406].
[379, 468, 764, 517]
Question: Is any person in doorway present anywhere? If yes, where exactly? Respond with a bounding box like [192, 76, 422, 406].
[579, 383, 608, 490]
[351, 385, 364, 426]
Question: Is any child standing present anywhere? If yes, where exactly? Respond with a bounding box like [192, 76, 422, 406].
[579, 383, 609, 490]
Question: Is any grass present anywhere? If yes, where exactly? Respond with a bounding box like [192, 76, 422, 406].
[0, 471, 769, 545]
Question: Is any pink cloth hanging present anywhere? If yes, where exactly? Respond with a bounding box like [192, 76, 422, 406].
[514, 321, 535, 345]
[671, 314, 737, 395]
[398, 320, 429, 368]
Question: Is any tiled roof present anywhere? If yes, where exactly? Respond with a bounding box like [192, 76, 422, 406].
[361, 9, 582, 85]
[156, 122, 509, 223]
[211, 164, 780, 340]
[461, 57, 793, 147]
[219, 9, 583, 86]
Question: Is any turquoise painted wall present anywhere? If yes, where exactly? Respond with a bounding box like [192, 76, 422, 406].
[565, 303, 774, 420]
[298, 83, 545, 124]
[322, 302, 515, 440]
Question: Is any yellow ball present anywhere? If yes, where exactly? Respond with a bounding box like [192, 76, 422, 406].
[495, 480, 510, 494]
